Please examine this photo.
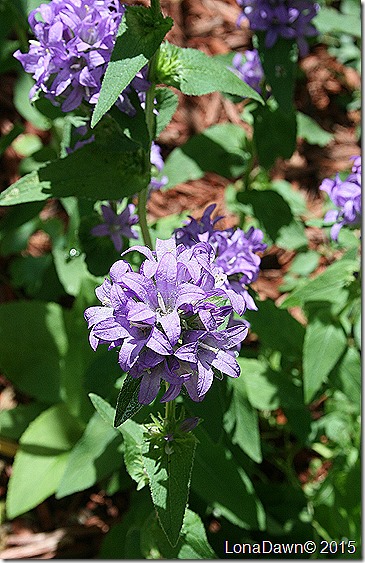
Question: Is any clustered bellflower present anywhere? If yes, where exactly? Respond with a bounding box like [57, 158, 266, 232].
[85, 236, 250, 405]
[237, 0, 319, 56]
[91, 203, 138, 252]
[14, 0, 149, 114]
[174, 204, 267, 312]
[229, 50, 264, 93]
[320, 156, 362, 241]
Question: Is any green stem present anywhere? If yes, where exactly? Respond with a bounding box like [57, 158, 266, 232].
[136, 0, 161, 248]
[164, 382, 176, 432]
[137, 187, 152, 248]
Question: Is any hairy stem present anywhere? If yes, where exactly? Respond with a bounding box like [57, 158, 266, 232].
[136, 29, 160, 249]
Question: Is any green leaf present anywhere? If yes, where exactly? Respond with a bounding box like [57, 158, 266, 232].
[0, 117, 148, 206]
[160, 148, 203, 189]
[92, 6, 173, 127]
[155, 88, 179, 137]
[52, 248, 91, 297]
[56, 411, 122, 498]
[238, 358, 279, 411]
[314, 6, 361, 38]
[119, 419, 148, 491]
[303, 310, 347, 403]
[157, 42, 263, 102]
[108, 93, 150, 150]
[253, 103, 297, 169]
[256, 34, 297, 111]
[0, 301, 67, 403]
[297, 112, 334, 147]
[335, 347, 360, 410]
[6, 403, 83, 518]
[280, 258, 358, 308]
[270, 179, 308, 217]
[290, 251, 320, 276]
[192, 426, 265, 530]
[275, 219, 307, 250]
[162, 123, 250, 189]
[114, 374, 144, 427]
[89, 393, 116, 426]
[60, 282, 103, 422]
[141, 509, 216, 559]
[224, 378, 262, 463]
[0, 402, 47, 441]
[142, 433, 197, 547]
[99, 488, 153, 558]
[88, 395, 151, 491]
[13, 73, 51, 131]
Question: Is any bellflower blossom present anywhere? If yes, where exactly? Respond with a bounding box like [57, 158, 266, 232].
[14, 0, 149, 114]
[84, 237, 249, 404]
[175, 204, 267, 312]
[237, 0, 319, 56]
[91, 203, 138, 252]
[229, 50, 264, 93]
[320, 156, 362, 241]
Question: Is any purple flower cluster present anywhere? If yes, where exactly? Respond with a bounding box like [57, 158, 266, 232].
[85, 237, 249, 404]
[237, 0, 319, 56]
[320, 156, 362, 241]
[14, 0, 149, 114]
[229, 50, 264, 93]
[91, 203, 138, 252]
[175, 204, 267, 312]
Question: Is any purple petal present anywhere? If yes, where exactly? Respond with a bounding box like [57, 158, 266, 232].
[158, 310, 181, 346]
[139, 370, 161, 404]
[147, 327, 173, 355]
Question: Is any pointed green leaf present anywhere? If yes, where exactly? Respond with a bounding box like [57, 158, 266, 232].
[142, 433, 197, 547]
[0, 402, 47, 441]
[6, 404, 83, 518]
[56, 411, 122, 498]
[155, 88, 179, 137]
[141, 509, 216, 559]
[114, 374, 143, 427]
[303, 311, 347, 403]
[297, 112, 334, 147]
[157, 42, 263, 102]
[88, 393, 148, 489]
[89, 393, 116, 426]
[192, 426, 265, 530]
[256, 34, 297, 111]
[253, 103, 297, 169]
[0, 117, 148, 206]
[280, 258, 358, 308]
[91, 6, 173, 127]
[0, 301, 66, 403]
[224, 378, 262, 463]
[119, 419, 148, 490]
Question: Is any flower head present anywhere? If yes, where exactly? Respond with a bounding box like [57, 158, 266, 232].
[237, 0, 319, 56]
[320, 156, 361, 241]
[91, 203, 138, 252]
[14, 0, 149, 114]
[175, 205, 266, 312]
[229, 50, 264, 93]
[85, 236, 249, 404]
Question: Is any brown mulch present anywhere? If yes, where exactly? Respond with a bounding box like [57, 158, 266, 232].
[0, 0, 361, 558]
